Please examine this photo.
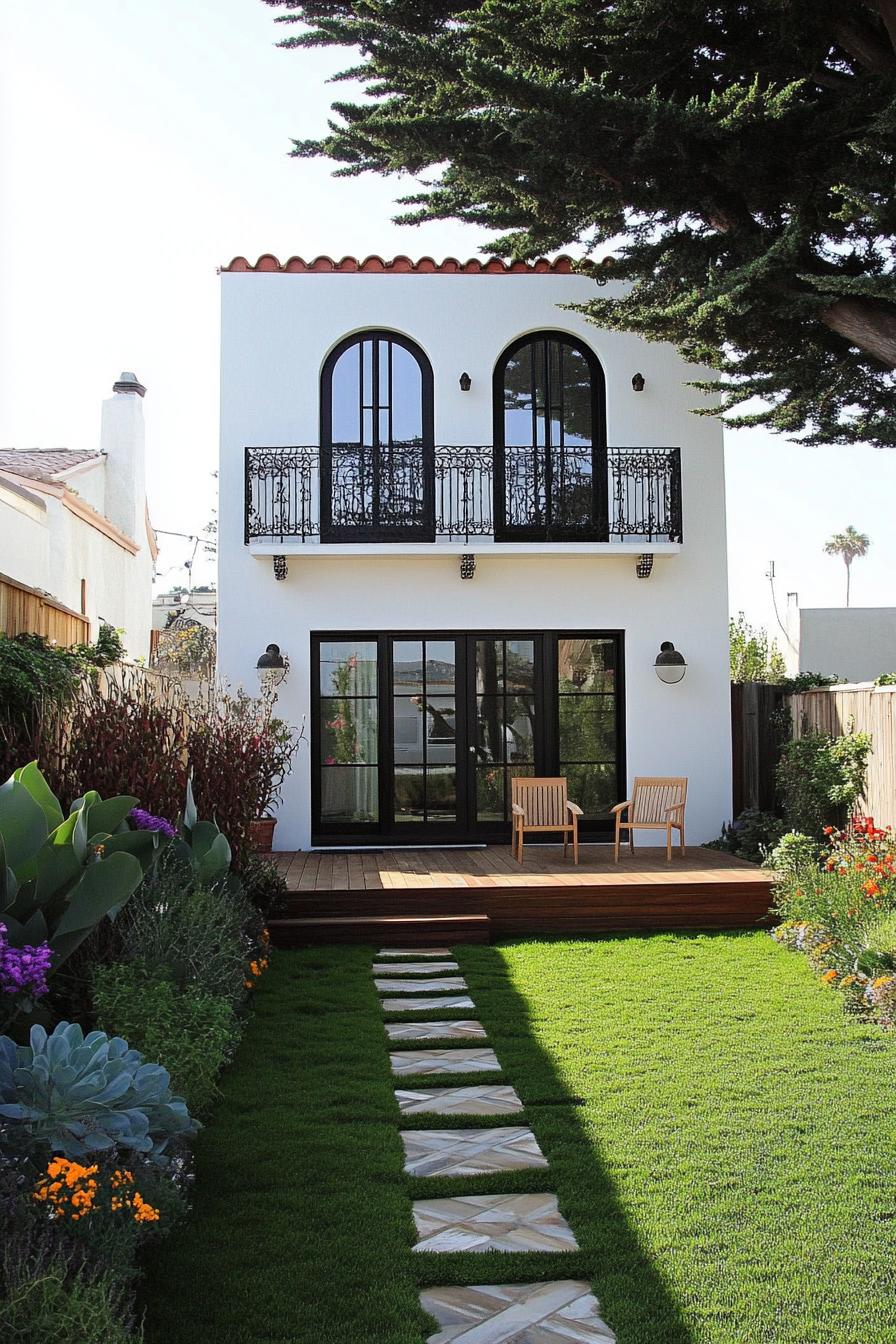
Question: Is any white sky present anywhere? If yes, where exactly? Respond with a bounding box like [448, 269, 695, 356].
[2, 0, 893, 638]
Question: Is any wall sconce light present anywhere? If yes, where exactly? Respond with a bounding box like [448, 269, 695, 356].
[459, 553, 476, 580]
[631, 372, 645, 392]
[654, 641, 687, 684]
[273, 555, 288, 581]
[636, 554, 654, 579]
[459, 372, 472, 392]
[257, 643, 287, 688]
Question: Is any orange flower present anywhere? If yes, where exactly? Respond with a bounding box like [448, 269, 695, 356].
[821, 969, 839, 984]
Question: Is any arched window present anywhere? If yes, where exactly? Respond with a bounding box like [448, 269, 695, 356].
[493, 332, 607, 540]
[321, 331, 434, 541]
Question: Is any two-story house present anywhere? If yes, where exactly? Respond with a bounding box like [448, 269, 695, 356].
[218, 254, 731, 852]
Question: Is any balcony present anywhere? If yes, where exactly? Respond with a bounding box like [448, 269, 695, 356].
[244, 444, 683, 550]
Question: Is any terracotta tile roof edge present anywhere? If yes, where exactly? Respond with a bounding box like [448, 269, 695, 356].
[219, 253, 612, 275]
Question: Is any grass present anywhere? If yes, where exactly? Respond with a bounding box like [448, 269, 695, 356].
[144, 934, 896, 1344]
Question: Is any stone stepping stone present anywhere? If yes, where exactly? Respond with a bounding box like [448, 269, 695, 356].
[420, 1281, 615, 1342]
[390, 1048, 501, 1076]
[382, 996, 475, 1013]
[401, 1127, 548, 1178]
[412, 1193, 578, 1253]
[378, 947, 453, 957]
[372, 961, 459, 975]
[386, 1020, 487, 1041]
[397, 1086, 523, 1118]
[375, 977, 468, 994]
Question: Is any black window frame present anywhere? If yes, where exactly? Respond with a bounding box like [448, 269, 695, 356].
[320, 329, 436, 543]
[311, 629, 626, 846]
[493, 331, 608, 542]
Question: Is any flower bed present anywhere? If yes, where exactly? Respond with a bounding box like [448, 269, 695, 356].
[0, 763, 279, 1339]
[772, 816, 896, 1027]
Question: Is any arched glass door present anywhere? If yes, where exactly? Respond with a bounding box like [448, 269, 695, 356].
[320, 330, 435, 541]
[494, 332, 607, 540]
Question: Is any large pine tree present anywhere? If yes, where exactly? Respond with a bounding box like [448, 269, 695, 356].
[267, 1, 896, 448]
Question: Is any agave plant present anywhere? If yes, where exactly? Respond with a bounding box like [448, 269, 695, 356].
[0, 1021, 198, 1164]
[0, 763, 154, 967]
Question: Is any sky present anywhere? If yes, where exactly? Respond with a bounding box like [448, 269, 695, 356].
[2, 0, 894, 643]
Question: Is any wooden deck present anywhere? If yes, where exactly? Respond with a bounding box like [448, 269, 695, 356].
[269, 845, 775, 945]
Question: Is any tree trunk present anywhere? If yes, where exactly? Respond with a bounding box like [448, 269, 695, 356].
[819, 297, 896, 367]
[846, 559, 851, 608]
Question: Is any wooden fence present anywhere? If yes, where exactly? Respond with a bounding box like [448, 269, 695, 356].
[0, 572, 90, 646]
[732, 681, 896, 829]
[789, 684, 896, 829]
[731, 682, 786, 815]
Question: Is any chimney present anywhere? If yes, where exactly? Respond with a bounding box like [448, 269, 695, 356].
[101, 371, 146, 541]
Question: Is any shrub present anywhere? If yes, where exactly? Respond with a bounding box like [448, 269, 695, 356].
[92, 965, 239, 1114]
[705, 809, 786, 863]
[0, 1257, 138, 1343]
[239, 852, 288, 916]
[45, 672, 301, 868]
[118, 851, 259, 1007]
[776, 729, 872, 835]
[766, 831, 822, 875]
[0, 1022, 198, 1166]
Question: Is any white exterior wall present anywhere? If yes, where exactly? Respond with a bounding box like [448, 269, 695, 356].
[218, 270, 731, 848]
[797, 608, 896, 682]
[0, 482, 50, 591]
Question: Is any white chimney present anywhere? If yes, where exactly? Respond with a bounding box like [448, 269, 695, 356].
[101, 372, 146, 541]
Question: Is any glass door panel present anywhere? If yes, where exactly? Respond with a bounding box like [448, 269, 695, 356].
[471, 637, 540, 827]
[392, 637, 459, 826]
[557, 637, 619, 819]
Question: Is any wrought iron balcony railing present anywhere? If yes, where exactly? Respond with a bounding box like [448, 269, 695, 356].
[244, 444, 683, 546]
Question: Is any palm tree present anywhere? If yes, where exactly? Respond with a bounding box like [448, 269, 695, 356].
[824, 526, 870, 607]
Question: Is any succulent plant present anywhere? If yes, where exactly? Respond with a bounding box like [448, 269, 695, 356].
[0, 1021, 198, 1165]
[0, 763, 153, 968]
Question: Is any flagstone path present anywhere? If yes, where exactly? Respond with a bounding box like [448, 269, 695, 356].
[373, 946, 616, 1344]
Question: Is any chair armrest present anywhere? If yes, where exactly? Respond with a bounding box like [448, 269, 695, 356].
[664, 803, 686, 817]
[511, 803, 526, 818]
[610, 800, 632, 816]
[567, 801, 583, 817]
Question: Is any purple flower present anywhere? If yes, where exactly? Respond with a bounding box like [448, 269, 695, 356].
[129, 808, 177, 839]
[0, 922, 52, 998]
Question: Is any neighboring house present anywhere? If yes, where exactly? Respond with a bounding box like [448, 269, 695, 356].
[0, 374, 156, 660]
[152, 589, 218, 634]
[785, 603, 896, 682]
[217, 254, 731, 850]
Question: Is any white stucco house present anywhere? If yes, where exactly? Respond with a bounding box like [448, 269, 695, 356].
[0, 374, 156, 660]
[217, 254, 731, 850]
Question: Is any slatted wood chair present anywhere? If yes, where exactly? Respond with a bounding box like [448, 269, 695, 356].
[611, 777, 688, 862]
[511, 776, 584, 865]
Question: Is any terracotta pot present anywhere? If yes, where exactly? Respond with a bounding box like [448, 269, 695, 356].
[250, 816, 277, 853]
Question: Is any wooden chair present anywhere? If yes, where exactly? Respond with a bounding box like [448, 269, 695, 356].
[511, 777, 583, 865]
[611, 777, 687, 862]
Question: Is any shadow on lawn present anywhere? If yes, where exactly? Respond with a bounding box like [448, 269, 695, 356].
[449, 940, 697, 1344]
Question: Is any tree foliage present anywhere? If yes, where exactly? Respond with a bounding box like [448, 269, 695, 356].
[729, 614, 787, 683]
[268, 0, 896, 447]
[823, 524, 870, 605]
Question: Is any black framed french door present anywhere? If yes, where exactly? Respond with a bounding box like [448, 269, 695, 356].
[311, 631, 624, 845]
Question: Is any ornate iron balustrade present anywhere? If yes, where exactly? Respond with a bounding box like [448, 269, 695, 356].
[245, 445, 682, 544]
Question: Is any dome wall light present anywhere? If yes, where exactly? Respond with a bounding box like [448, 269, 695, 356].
[257, 642, 288, 688]
[654, 641, 687, 684]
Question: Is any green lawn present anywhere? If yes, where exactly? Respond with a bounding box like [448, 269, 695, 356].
[144, 934, 896, 1344]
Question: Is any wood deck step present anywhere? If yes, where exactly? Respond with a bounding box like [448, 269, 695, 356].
[268, 913, 491, 948]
